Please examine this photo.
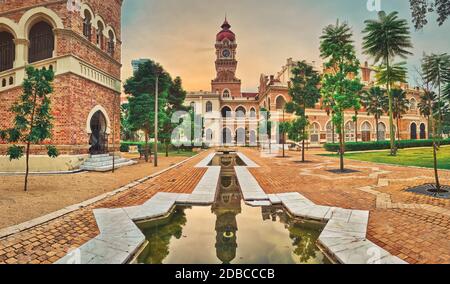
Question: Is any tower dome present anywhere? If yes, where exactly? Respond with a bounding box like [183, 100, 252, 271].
[216, 18, 235, 42]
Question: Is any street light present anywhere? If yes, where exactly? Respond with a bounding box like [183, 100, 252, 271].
[154, 73, 159, 167]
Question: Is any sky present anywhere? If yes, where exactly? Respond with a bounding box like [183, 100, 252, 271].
[121, 0, 450, 92]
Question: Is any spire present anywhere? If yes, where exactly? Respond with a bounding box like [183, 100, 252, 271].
[221, 15, 231, 30]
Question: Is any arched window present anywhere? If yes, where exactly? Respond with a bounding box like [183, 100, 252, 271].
[236, 106, 246, 119]
[221, 106, 232, 118]
[410, 98, 417, 111]
[97, 21, 104, 48]
[28, 21, 54, 63]
[420, 123, 426, 139]
[310, 123, 320, 144]
[107, 30, 115, 56]
[250, 108, 257, 118]
[361, 122, 372, 142]
[206, 101, 213, 113]
[83, 10, 92, 40]
[276, 96, 286, 110]
[0, 31, 15, 72]
[345, 121, 356, 142]
[326, 121, 337, 143]
[377, 122, 386, 141]
[222, 89, 231, 99]
[410, 123, 418, 140]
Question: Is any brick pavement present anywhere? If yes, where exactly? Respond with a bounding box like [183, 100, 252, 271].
[0, 151, 209, 264]
[241, 148, 450, 264]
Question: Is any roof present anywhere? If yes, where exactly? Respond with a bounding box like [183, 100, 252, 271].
[241, 92, 258, 98]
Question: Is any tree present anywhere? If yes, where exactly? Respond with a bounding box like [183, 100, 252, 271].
[285, 61, 321, 162]
[410, 0, 450, 29]
[161, 77, 188, 157]
[363, 11, 413, 155]
[418, 90, 437, 138]
[421, 53, 450, 191]
[0, 66, 58, 192]
[391, 89, 410, 140]
[279, 121, 290, 157]
[361, 87, 389, 141]
[124, 60, 171, 162]
[120, 103, 137, 141]
[320, 21, 363, 172]
[259, 108, 272, 153]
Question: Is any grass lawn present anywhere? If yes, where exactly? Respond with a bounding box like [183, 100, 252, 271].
[322, 146, 450, 170]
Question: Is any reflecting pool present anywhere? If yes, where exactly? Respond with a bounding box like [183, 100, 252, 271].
[136, 154, 330, 264]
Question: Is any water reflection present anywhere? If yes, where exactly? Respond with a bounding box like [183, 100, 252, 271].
[137, 154, 329, 264]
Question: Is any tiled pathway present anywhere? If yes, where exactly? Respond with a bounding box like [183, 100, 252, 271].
[241, 149, 450, 264]
[0, 152, 210, 264]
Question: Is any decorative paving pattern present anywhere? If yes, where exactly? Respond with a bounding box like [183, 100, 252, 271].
[240, 148, 450, 264]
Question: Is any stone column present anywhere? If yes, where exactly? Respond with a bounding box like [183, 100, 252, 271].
[13, 38, 29, 68]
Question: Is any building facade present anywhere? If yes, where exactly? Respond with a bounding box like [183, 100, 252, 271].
[187, 18, 428, 147]
[0, 0, 122, 155]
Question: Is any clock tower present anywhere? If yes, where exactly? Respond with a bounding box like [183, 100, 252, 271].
[212, 18, 242, 98]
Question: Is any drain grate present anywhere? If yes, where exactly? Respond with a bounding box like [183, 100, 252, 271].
[406, 184, 450, 199]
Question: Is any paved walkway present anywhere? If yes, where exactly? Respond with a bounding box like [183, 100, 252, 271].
[241, 149, 450, 264]
[0, 152, 210, 264]
[1, 148, 449, 264]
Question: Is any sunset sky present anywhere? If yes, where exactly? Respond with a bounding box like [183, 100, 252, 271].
[121, 0, 450, 92]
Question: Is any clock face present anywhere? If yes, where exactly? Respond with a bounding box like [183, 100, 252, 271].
[222, 49, 231, 58]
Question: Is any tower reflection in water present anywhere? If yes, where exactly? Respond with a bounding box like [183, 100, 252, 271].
[137, 153, 329, 264]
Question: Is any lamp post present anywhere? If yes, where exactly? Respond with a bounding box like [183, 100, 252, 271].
[154, 74, 159, 167]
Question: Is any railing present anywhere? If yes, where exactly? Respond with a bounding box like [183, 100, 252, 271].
[0, 41, 14, 72]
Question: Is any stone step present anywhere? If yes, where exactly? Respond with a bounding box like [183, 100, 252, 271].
[82, 158, 130, 167]
[91, 154, 111, 158]
[87, 155, 122, 163]
[80, 160, 137, 172]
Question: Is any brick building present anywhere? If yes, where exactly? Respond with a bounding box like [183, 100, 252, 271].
[188, 18, 428, 147]
[0, 0, 122, 156]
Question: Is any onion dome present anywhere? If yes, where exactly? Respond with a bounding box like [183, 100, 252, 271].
[216, 18, 235, 42]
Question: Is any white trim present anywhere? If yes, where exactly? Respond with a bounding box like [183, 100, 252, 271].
[86, 105, 111, 134]
[19, 7, 64, 39]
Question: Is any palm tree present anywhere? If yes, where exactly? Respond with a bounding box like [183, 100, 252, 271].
[363, 11, 413, 155]
[391, 88, 410, 140]
[418, 91, 436, 139]
[361, 87, 389, 141]
[421, 53, 450, 192]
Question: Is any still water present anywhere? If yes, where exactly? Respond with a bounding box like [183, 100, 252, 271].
[137, 153, 330, 264]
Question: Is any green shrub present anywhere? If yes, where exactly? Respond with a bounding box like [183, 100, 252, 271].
[119, 144, 130, 153]
[324, 139, 450, 152]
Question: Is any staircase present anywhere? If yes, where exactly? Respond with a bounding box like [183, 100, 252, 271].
[80, 154, 137, 172]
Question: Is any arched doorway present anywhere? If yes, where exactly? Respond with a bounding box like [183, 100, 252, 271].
[89, 111, 108, 154]
[410, 123, 418, 140]
[345, 121, 356, 142]
[249, 130, 257, 146]
[236, 128, 246, 145]
[378, 122, 386, 141]
[310, 123, 320, 144]
[222, 128, 232, 145]
[361, 122, 371, 142]
[420, 123, 426, 139]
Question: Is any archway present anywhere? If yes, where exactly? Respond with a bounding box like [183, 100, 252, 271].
[249, 130, 257, 146]
[410, 123, 417, 140]
[361, 122, 371, 142]
[326, 121, 337, 143]
[0, 31, 15, 72]
[275, 95, 286, 111]
[345, 121, 356, 142]
[235, 106, 246, 119]
[222, 128, 232, 145]
[89, 111, 108, 155]
[28, 21, 54, 63]
[310, 123, 320, 144]
[420, 123, 426, 139]
[221, 106, 232, 118]
[377, 122, 386, 141]
[236, 128, 246, 146]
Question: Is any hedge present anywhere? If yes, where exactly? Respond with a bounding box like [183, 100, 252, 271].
[324, 139, 450, 152]
[120, 141, 208, 152]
